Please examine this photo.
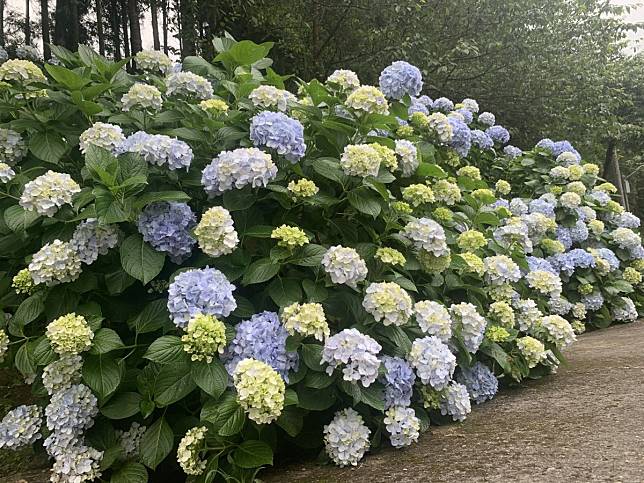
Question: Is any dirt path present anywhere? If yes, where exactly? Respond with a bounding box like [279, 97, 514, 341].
[264, 321, 644, 483]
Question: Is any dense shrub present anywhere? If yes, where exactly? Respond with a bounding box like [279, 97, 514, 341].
[0, 39, 641, 482]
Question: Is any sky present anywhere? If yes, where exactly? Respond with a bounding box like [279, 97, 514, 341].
[5, 0, 644, 54]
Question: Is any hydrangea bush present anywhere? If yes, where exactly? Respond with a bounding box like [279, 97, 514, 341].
[0, 39, 641, 482]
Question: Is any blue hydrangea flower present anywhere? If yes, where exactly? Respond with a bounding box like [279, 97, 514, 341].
[448, 117, 471, 157]
[167, 267, 237, 328]
[597, 248, 620, 271]
[432, 97, 454, 112]
[45, 384, 98, 435]
[470, 129, 494, 150]
[569, 220, 589, 243]
[379, 356, 416, 409]
[503, 145, 522, 158]
[552, 140, 581, 162]
[249, 111, 306, 162]
[555, 226, 573, 250]
[582, 291, 604, 311]
[456, 108, 474, 124]
[118, 131, 193, 170]
[415, 95, 433, 108]
[529, 198, 556, 218]
[549, 249, 596, 276]
[526, 256, 557, 274]
[456, 362, 498, 404]
[408, 336, 455, 390]
[408, 99, 429, 116]
[322, 328, 381, 387]
[486, 125, 510, 144]
[535, 138, 555, 152]
[137, 202, 196, 263]
[509, 198, 529, 215]
[378, 61, 423, 99]
[589, 190, 611, 206]
[613, 212, 640, 229]
[439, 382, 471, 421]
[491, 199, 509, 209]
[0, 405, 42, 449]
[223, 311, 298, 382]
[549, 296, 572, 315]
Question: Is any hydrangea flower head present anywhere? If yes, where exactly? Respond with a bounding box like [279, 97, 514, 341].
[224, 311, 298, 381]
[414, 300, 452, 342]
[448, 117, 472, 157]
[375, 247, 406, 266]
[167, 267, 237, 327]
[199, 98, 228, 113]
[121, 83, 162, 111]
[384, 406, 420, 447]
[403, 217, 449, 256]
[380, 356, 416, 409]
[0, 59, 46, 83]
[29, 240, 82, 286]
[177, 426, 208, 476]
[70, 218, 119, 264]
[202, 147, 277, 196]
[42, 354, 83, 395]
[378, 61, 423, 99]
[433, 179, 461, 205]
[362, 282, 413, 326]
[326, 69, 360, 90]
[402, 184, 435, 206]
[287, 178, 318, 199]
[324, 408, 370, 467]
[45, 383, 98, 434]
[517, 336, 547, 368]
[486, 125, 510, 144]
[525, 270, 562, 298]
[439, 382, 472, 421]
[408, 335, 455, 390]
[79, 123, 125, 154]
[488, 301, 515, 328]
[282, 302, 329, 341]
[612, 297, 638, 321]
[538, 315, 576, 348]
[194, 206, 239, 257]
[233, 358, 285, 424]
[166, 71, 213, 100]
[46, 313, 93, 355]
[182, 314, 227, 363]
[118, 131, 193, 171]
[483, 255, 521, 285]
[249, 111, 306, 162]
[346, 86, 389, 114]
[450, 302, 487, 353]
[0, 162, 15, 183]
[427, 112, 453, 143]
[321, 246, 368, 288]
[135, 49, 173, 73]
[0, 128, 27, 165]
[339, 144, 380, 177]
[20, 170, 81, 216]
[137, 201, 196, 263]
[457, 362, 498, 404]
[249, 85, 296, 111]
[0, 405, 42, 449]
[433, 97, 454, 112]
[470, 129, 493, 149]
[478, 111, 495, 126]
[322, 328, 381, 387]
[395, 139, 419, 176]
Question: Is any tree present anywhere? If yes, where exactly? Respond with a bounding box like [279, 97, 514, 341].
[127, 0, 141, 55]
[40, 0, 50, 59]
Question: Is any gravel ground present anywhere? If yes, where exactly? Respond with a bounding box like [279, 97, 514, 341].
[2, 321, 643, 483]
[263, 321, 644, 483]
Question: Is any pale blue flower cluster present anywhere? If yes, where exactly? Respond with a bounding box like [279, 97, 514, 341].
[548, 296, 572, 315]
[509, 198, 529, 215]
[408, 336, 455, 390]
[486, 125, 510, 144]
[552, 140, 581, 162]
[201, 147, 277, 196]
[384, 406, 420, 448]
[323, 408, 371, 467]
[549, 249, 596, 276]
[597, 248, 620, 271]
[569, 220, 589, 243]
[450, 302, 487, 353]
[403, 217, 449, 256]
[612, 297, 637, 321]
[483, 255, 521, 285]
[612, 212, 640, 229]
[448, 117, 471, 157]
[432, 97, 454, 112]
[477, 112, 495, 126]
[167, 267, 237, 328]
[0, 405, 42, 449]
[470, 129, 493, 150]
[70, 218, 119, 264]
[526, 256, 557, 274]
[0, 128, 27, 165]
[249, 111, 306, 162]
[439, 382, 472, 421]
[589, 190, 610, 206]
[582, 291, 604, 311]
[321, 328, 381, 387]
[137, 201, 196, 263]
[378, 61, 423, 99]
[45, 384, 98, 436]
[118, 131, 193, 170]
[380, 356, 416, 409]
[555, 226, 573, 250]
[529, 198, 556, 218]
[456, 362, 498, 404]
[223, 311, 298, 382]
[456, 108, 474, 124]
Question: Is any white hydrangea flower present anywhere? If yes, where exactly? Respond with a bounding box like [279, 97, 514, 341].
[20, 170, 81, 216]
[408, 335, 456, 390]
[202, 147, 277, 196]
[0, 162, 15, 183]
[483, 255, 521, 285]
[46, 313, 94, 355]
[395, 139, 419, 176]
[281, 302, 329, 341]
[0, 128, 27, 165]
[340, 144, 381, 177]
[321, 245, 368, 288]
[477, 111, 495, 126]
[0, 405, 42, 449]
[135, 49, 173, 74]
[0, 59, 46, 83]
[323, 408, 370, 467]
[233, 358, 285, 424]
[121, 83, 163, 111]
[362, 282, 413, 326]
[116, 422, 146, 459]
[402, 217, 449, 256]
[559, 191, 581, 209]
[345, 86, 389, 114]
[42, 354, 83, 395]
[384, 406, 420, 448]
[50, 444, 103, 483]
[525, 270, 562, 298]
[612, 296, 638, 321]
[461, 98, 479, 112]
[249, 85, 296, 111]
[79, 123, 125, 154]
[450, 302, 487, 353]
[166, 71, 213, 100]
[414, 300, 452, 342]
[427, 112, 453, 143]
[321, 328, 381, 387]
[194, 206, 239, 257]
[0, 329, 8, 363]
[538, 315, 576, 348]
[327, 69, 360, 90]
[69, 218, 120, 264]
[517, 336, 547, 368]
[177, 426, 208, 475]
[515, 298, 543, 332]
[439, 382, 472, 421]
[45, 383, 98, 435]
[29, 240, 82, 286]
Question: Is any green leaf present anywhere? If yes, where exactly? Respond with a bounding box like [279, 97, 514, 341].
[301, 280, 328, 303]
[297, 386, 335, 411]
[4, 205, 40, 231]
[120, 234, 165, 284]
[213, 395, 246, 437]
[242, 258, 280, 285]
[268, 278, 302, 307]
[32, 337, 56, 366]
[244, 225, 275, 238]
[220, 40, 274, 66]
[143, 336, 186, 364]
[416, 162, 447, 178]
[134, 191, 191, 210]
[154, 362, 196, 406]
[13, 292, 45, 327]
[348, 188, 382, 217]
[291, 244, 326, 267]
[131, 299, 171, 334]
[301, 344, 324, 372]
[232, 440, 273, 469]
[223, 189, 255, 211]
[191, 360, 228, 399]
[276, 407, 304, 437]
[105, 270, 136, 295]
[15, 342, 36, 376]
[311, 158, 348, 185]
[101, 392, 142, 419]
[89, 328, 125, 355]
[182, 55, 225, 78]
[45, 63, 92, 90]
[140, 417, 174, 470]
[480, 341, 512, 374]
[359, 384, 385, 411]
[82, 355, 122, 399]
[29, 131, 66, 164]
[111, 462, 148, 483]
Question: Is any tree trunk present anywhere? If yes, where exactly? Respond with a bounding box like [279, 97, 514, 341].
[54, 0, 79, 50]
[127, 0, 142, 55]
[179, 0, 195, 56]
[40, 0, 50, 59]
[120, 0, 130, 59]
[150, 0, 159, 50]
[0, 0, 5, 47]
[25, 0, 30, 45]
[96, 0, 105, 55]
[109, 0, 121, 59]
[161, 0, 167, 53]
